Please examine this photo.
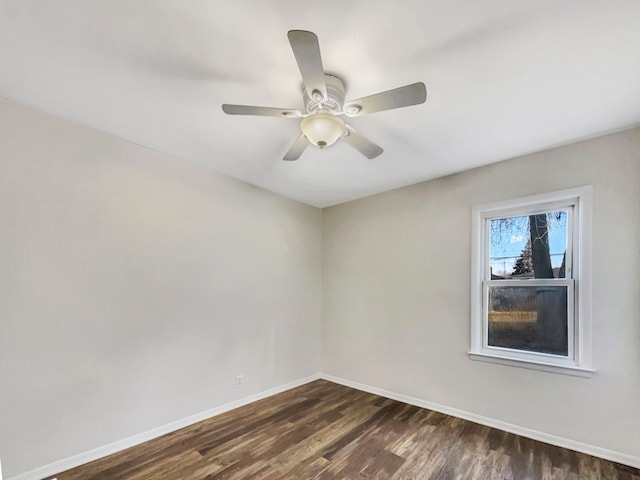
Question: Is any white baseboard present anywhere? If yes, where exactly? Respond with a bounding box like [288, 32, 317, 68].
[320, 373, 640, 469]
[7, 373, 321, 480]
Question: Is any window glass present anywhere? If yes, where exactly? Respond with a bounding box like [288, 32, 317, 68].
[489, 211, 568, 280]
[487, 285, 568, 356]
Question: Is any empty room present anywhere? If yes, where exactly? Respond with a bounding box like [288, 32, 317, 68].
[1, 1, 639, 479]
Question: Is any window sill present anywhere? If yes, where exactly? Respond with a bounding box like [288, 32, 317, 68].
[468, 351, 595, 378]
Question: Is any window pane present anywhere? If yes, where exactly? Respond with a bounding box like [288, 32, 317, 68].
[489, 211, 568, 279]
[488, 285, 568, 356]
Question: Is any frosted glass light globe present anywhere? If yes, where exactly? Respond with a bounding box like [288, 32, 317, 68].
[300, 110, 345, 148]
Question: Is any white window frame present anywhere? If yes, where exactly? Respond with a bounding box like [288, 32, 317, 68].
[469, 186, 594, 377]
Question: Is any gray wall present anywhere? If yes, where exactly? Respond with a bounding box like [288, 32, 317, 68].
[322, 127, 640, 459]
[0, 97, 322, 477]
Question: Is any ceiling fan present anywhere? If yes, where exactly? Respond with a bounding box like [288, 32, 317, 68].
[222, 30, 427, 161]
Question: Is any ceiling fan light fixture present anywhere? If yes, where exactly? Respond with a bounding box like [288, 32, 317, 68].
[221, 30, 427, 160]
[300, 110, 345, 148]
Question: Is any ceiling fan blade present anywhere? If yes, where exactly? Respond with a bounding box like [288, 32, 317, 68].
[222, 104, 301, 118]
[283, 133, 309, 161]
[343, 82, 427, 117]
[287, 30, 327, 101]
[341, 125, 383, 159]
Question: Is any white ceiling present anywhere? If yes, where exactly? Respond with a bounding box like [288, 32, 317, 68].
[1, 1, 639, 207]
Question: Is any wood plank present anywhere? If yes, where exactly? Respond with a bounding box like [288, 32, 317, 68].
[44, 380, 640, 480]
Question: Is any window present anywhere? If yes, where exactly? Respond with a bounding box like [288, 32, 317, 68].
[470, 187, 593, 376]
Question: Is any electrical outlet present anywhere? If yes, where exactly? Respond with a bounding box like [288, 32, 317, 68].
[235, 375, 243, 388]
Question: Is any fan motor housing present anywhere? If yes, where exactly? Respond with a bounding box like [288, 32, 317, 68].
[303, 74, 346, 114]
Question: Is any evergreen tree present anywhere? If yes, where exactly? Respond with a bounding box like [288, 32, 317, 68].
[512, 239, 533, 275]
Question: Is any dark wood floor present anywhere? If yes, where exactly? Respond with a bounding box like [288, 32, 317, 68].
[45, 380, 639, 480]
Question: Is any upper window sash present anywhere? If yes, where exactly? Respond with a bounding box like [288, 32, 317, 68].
[482, 203, 575, 282]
